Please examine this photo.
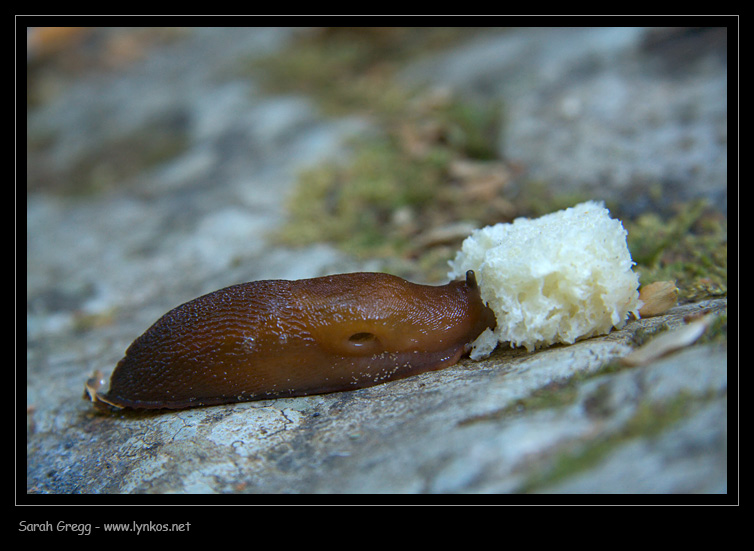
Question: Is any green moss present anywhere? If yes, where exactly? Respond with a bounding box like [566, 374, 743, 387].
[274, 93, 503, 264]
[626, 200, 727, 302]
[277, 136, 444, 257]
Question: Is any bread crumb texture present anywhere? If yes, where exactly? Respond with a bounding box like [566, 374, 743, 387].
[449, 201, 641, 355]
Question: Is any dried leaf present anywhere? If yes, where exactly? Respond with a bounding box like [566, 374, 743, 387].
[638, 280, 678, 317]
[412, 221, 478, 249]
[620, 314, 713, 367]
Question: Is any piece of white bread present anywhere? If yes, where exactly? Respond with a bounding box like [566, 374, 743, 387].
[449, 201, 641, 356]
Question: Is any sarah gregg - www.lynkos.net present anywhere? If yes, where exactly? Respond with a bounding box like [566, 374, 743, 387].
[19, 520, 192, 535]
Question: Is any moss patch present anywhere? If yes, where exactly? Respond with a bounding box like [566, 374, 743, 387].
[275, 93, 505, 266]
[625, 199, 727, 303]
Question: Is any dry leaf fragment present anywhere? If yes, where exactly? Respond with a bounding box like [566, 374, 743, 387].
[638, 280, 679, 317]
[413, 221, 478, 249]
[620, 314, 713, 367]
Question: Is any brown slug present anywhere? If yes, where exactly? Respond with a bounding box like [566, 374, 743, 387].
[86, 270, 496, 410]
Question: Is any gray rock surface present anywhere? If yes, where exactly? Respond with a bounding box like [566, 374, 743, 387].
[26, 27, 728, 495]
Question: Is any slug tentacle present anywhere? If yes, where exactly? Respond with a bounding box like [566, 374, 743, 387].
[87, 271, 496, 410]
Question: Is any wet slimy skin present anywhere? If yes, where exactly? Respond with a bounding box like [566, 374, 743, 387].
[86, 271, 496, 410]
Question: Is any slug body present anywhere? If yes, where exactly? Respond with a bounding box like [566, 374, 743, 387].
[90, 271, 496, 410]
